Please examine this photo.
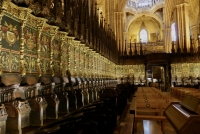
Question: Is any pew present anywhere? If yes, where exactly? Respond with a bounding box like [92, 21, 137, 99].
[134, 87, 179, 132]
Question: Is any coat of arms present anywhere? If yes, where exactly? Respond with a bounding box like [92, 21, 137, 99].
[24, 27, 37, 50]
[2, 21, 19, 46]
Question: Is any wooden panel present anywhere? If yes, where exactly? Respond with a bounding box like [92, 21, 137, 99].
[40, 33, 51, 74]
[143, 120, 162, 134]
[1, 15, 20, 51]
[165, 102, 200, 133]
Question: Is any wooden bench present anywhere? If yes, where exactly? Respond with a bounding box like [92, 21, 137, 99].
[134, 87, 181, 133]
[134, 102, 167, 132]
[143, 120, 162, 134]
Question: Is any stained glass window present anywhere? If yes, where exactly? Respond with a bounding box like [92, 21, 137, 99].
[140, 29, 148, 43]
[126, 0, 160, 9]
[171, 23, 176, 41]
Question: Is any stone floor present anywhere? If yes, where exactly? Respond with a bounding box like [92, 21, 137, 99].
[114, 95, 177, 134]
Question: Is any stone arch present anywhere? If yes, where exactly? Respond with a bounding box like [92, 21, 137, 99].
[126, 13, 163, 33]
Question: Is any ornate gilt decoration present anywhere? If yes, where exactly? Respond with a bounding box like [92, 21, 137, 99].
[2, 21, 19, 46]
[1, 1, 31, 19]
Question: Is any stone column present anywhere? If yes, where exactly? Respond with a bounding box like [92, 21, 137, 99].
[176, 2, 190, 52]
[115, 12, 124, 53]
[164, 28, 171, 53]
[190, 25, 198, 50]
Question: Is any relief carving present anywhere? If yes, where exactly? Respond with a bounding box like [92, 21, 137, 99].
[2, 21, 19, 46]
[13, 100, 31, 115]
[0, 104, 8, 121]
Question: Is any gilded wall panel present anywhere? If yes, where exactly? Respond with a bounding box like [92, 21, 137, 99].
[1, 15, 20, 72]
[1, 51, 10, 71]
[23, 26, 37, 55]
[52, 39, 61, 61]
[24, 56, 37, 73]
[11, 53, 20, 72]
[1, 50, 20, 73]
[69, 46, 74, 70]
[1, 15, 20, 50]
[116, 65, 145, 79]
[61, 42, 68, 75]
[40, 33, 50, 58]
[53, 61, 60, 75]
[62, 42, 68, 62]
[52, 37, 61, 75]
[40, 59, 50, 74]
[171, 63, 200, 78]
[40, 33, 51, 74]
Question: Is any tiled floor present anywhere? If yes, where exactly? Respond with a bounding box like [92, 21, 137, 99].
[114, 95, 177, 134]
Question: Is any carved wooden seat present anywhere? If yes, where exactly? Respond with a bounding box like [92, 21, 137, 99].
[74, 78, 84, 108]
[81, 78, 89, 105]
[39, 75, 59, 119]
[36, 112, 83, 134]
[87, 78, 94, 103]
[64, 77, 77, 111]
[21, 74, 47, 126]
[53, 76, 69, 114]
[0, 73, 31, 134]
[92, 78, 99, 101]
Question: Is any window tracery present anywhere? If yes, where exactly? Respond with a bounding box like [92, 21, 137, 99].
[126, 0, 160, 9]
[171, 23, 176, 41]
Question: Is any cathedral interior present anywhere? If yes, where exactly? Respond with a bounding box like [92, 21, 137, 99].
[0, 0, 200, 134]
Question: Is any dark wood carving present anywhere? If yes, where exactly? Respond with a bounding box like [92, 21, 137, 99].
[39, 75, 59, 119]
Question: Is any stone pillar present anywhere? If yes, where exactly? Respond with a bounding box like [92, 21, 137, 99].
[190, 25, 198, 50]
[176, 2, 190, 52]
[115, 12, 124, 53]
[164, 28, 171, 53]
